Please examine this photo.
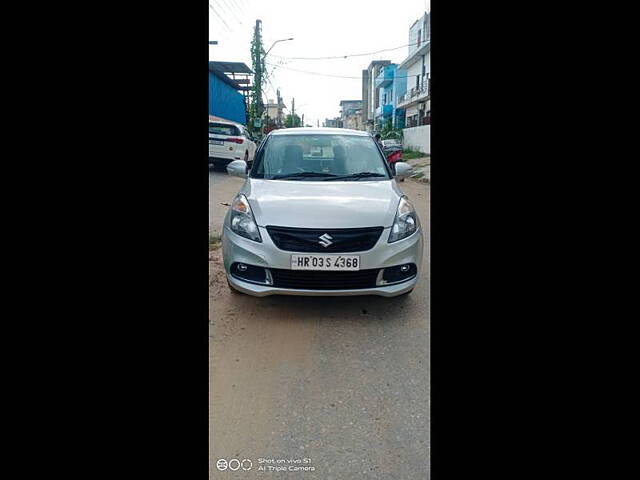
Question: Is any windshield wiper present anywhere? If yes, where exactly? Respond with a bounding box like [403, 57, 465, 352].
[271, 172, 337, 180]
[322, 172, 387, 181]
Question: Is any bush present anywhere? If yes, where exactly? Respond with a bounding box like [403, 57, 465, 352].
[403, 149, 427, 160]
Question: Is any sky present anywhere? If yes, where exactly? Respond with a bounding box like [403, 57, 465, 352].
[209, 0, 430, 128]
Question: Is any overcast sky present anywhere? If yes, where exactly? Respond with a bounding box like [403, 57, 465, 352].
[209, 0, 430, 128]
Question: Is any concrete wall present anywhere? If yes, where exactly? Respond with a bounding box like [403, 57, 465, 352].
[406, 61, 421, 91]
[403, 125, 430, 155]
[408, 13, 429, 55]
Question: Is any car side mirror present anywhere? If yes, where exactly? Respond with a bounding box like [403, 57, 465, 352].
[394, 162, 412, 179]
[227, 160, 248, 178]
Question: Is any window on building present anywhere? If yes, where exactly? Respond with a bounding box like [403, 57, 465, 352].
[417, 29, 421, 48]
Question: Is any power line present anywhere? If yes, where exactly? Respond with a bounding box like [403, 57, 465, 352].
[212, 0, 234, 23]
[269, 40, 428, 61]
[267, 63, 360, 79]
[264, 72, 278, 99]
[217, 0, 243, 25]
[226, 0, 246, 16]
[209, 3, 231, 32]
[266, 62, 429, 80]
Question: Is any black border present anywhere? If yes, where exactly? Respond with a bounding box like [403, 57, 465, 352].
[27, 2, 211, 477]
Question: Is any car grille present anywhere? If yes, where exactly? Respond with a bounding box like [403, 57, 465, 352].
[269, 268, 379, 290]
[266, 226, 384, 253]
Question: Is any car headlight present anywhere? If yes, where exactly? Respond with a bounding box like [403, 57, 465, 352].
[388, 196, 419, 243]
[229, 194, 262, 242]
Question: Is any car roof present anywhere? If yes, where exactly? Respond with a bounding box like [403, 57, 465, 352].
[209, 119, 244, 128]
[269, 127, 370, 136]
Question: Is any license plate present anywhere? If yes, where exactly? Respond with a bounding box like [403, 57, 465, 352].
[210, 139, 223, 145]
[291, 254, 360, 271]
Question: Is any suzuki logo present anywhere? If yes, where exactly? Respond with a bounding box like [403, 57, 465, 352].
[318, 233, 333, 248]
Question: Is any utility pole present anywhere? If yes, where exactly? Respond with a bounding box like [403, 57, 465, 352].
[301, 114, 304, 127]
[249, 20, 265, 136]
[249, 25, 292, 135]
[276, 88, 281, 126]
[291, 98, 295, 118]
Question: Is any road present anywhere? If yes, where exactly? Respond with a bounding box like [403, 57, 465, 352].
[209, 167, 430, 479]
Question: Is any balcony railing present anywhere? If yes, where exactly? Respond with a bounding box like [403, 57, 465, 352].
[398, 85, 430, 105]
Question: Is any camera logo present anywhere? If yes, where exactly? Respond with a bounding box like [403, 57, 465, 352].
[216, 458, 252, 472]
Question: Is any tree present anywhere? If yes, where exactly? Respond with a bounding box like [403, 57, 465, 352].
[285, 114, 301, 128]
[248, 20, 266, 135]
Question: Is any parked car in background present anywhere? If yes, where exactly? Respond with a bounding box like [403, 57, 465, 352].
[382, 144, 405, 180]
[381, 138, 403, 149]
[209, 120, 257, 170]
[222, 128, 421, 297]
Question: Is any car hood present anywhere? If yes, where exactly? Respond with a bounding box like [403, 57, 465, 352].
[241, 179, 403, 229]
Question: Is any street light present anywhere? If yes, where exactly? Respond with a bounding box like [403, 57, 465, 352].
[264, 38, 294, 57]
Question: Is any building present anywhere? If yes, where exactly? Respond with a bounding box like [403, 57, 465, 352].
[264, 89, 287, 128]
[339, 100, 363, 130]
[322, 117, 343, 128]
[396, 12, 430, 127]
[393, 67, 408, 129]
[362, 60, 391, 132]
[208, 61, 253, 125]
[373, 63, 410, 130]
[323, 118, 343, 128]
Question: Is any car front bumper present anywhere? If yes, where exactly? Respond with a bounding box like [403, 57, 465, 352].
[222, 224, 423, 297]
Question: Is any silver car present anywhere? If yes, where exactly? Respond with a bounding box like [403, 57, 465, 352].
[222, 128, 423, 297]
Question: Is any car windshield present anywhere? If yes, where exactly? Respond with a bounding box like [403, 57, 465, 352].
[209, 123, 239, 136]
[252, 134, 391, 181]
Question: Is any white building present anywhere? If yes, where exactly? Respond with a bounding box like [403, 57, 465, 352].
[264, 89, 287, 127]
[397, 12, 430, 128]
[339, 100, 364, 131]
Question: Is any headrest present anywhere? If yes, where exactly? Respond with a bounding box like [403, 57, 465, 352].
[284, 144, 303, 164]
[333, 145, 346, 161]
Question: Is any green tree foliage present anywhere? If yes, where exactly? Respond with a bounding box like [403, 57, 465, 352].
[249, 21, 266, 135]
[285, 114, 301, 128]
